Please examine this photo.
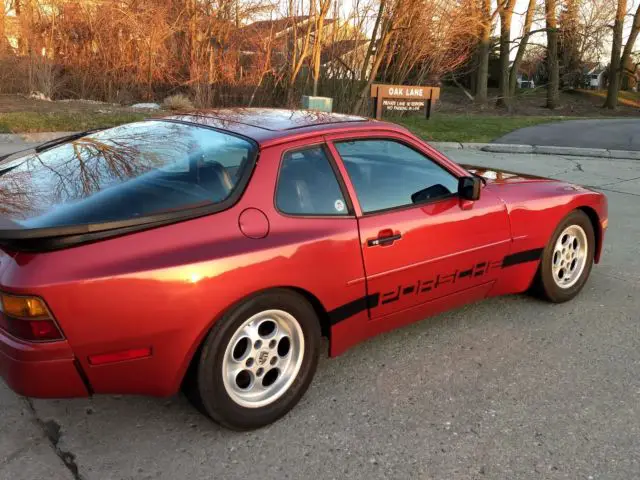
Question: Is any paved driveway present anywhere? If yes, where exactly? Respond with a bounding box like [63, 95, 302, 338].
[494, 118, 640, 150]
[3, 148, 640, 480]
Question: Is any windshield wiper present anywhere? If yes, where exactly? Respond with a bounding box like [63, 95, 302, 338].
[0, 163, 21, 177]
[34, 128, 103, 153]
[0, 128, 105, 164]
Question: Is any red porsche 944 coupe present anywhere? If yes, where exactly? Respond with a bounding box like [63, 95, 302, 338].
[0, 109, 607, 429]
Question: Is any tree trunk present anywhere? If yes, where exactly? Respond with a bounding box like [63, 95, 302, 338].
[475, 30, 491, 104]
[0, 1, 5, 55]
[545, 0, 559, 109]
[619, 4, 640, 89]
[360, 0, 385, 82]
[353, 17, 395, 115]
[15, 0, 29, 56]
[288, 13, 314, 105]
[311, 26, 322, 96]
[509, 0, 536, 96]
[311, 0, 331, 96]
[475, 0, 492, 105]
[604, 0, 627, 109]
[497, 0, 515, 108]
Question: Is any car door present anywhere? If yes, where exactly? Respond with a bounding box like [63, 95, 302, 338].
[327, 132, 512, 320]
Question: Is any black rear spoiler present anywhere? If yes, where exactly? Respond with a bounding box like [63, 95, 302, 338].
[0, 193, 238, 252]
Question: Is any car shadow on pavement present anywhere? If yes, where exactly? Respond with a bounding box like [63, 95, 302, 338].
[28, 288, 618, 479]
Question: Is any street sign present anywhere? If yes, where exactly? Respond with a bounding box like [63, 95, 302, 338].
[370, 84, 440, 120]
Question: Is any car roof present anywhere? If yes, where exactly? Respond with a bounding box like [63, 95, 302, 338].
[169, 108, 406, 146]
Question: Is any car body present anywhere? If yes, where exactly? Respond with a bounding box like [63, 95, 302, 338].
[0, 109, 607, 427]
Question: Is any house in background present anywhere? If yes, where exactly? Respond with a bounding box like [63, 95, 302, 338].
[584, 64, 606, 90]
[515, 73, 535, 89]
[511, 58, 541, 89]
[236, 16, 369, 81]
[321, 39, 370, 80]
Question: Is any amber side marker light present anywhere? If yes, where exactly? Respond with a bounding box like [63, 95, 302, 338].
[88, 347, 152, 366]
[0, 293, 64, 342]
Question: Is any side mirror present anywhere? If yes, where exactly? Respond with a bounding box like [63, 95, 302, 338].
[458, 176, 481, 201]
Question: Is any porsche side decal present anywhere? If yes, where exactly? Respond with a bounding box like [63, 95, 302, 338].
[328, 247, 543, 325]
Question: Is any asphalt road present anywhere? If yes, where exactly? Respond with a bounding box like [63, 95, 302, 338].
[0, 142, 35, 158]
[3, 147, 640, 480]
[494, 118, 640, 151]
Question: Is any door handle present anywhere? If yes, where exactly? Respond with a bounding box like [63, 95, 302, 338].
[367, 230, 402, 247]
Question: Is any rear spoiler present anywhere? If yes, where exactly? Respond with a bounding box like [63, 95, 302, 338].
[0, 195, 237, 252]
[0, 216, 172, 252]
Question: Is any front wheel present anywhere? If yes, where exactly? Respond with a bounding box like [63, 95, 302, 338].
[190, 289, 321, 430]
[533, 210, 595, 303]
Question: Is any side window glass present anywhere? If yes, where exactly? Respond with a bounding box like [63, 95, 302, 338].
[276, 146, 349, 216]
[334, 139, 459, 213]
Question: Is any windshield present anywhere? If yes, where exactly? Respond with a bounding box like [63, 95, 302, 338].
[0, 121, 256, 230]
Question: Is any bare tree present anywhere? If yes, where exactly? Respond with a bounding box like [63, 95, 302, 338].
[545, 0, 559, 108]
[311, 0, 332, 95]
[1, 0, 477, 112]
[619, 4, 640, 89]
[604, 0, 627, 109]
[353, 0, 402, 114]
[509, 0, 538, 95]
[475, 0, 495, 104]
[497, 0, 516, 107]
[576, 0, 617, 63]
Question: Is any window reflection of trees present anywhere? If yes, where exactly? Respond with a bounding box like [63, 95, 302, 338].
[0, 170, 35, 219]
[177, 108, 358, 131]
[0, 122, 199, 220]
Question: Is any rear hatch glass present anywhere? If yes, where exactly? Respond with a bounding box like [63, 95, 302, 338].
[0, 120, 256, 237]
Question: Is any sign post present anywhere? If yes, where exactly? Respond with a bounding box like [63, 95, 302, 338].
[370, 84, 440, 120]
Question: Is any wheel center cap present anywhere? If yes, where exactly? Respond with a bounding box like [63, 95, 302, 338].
[257, 350, 269, 365]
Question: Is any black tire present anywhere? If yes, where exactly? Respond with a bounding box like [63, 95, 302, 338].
[188, 289, 321, 430]
[533, 210, 595, 303]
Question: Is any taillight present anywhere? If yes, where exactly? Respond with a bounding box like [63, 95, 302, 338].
[0, 293, 63, 342]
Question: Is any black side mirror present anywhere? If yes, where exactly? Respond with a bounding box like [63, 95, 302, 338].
[458, 176, 481, 201]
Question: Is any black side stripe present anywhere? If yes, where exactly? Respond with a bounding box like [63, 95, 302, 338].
[328, 293, 380, 325]
[329, 247, 543, 326]
[502, 248, 544, 268]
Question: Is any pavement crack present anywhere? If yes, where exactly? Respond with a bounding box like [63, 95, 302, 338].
[548, 158, 584, 177]
[595, 175, 640, 188]
[1, 441, 37, 466]
[572, 159, 584, 172]
[24, 398, 84, 480]
[586, 185, 640, 197]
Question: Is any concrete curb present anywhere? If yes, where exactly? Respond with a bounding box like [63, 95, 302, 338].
[431, 141, 640, 160]
[0, 132, 75, 143]
[1, 132, 639, 161]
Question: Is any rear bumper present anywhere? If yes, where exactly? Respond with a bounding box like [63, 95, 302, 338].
[0, 331, 89, 398]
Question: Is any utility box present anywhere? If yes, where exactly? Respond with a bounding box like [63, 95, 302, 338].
[301, 96, 333, 112]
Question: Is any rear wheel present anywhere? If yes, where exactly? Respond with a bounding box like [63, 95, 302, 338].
[189, 289, 321, 430]
[534, 210, 595, 303]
